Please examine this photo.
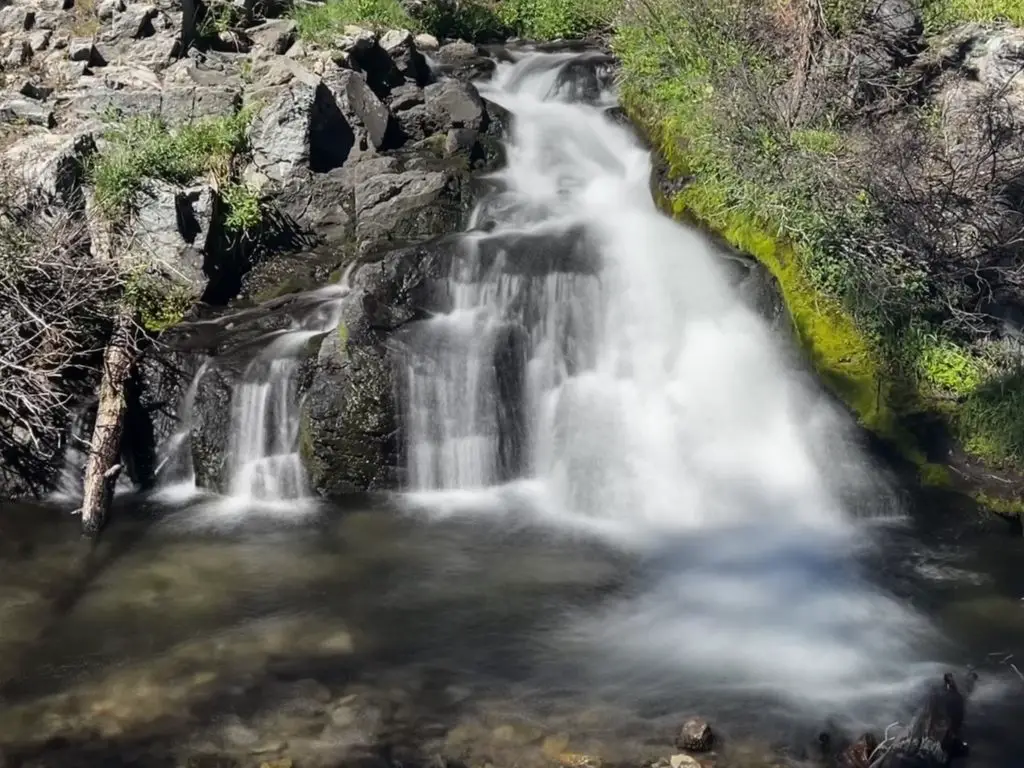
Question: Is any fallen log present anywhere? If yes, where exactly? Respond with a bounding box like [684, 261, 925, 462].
[79, 310, 140, 537]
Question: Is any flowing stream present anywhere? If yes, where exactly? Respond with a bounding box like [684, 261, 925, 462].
[2, 49, 1023, 767]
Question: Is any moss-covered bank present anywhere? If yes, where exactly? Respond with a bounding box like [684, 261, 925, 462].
[610, 0, 1024, 507]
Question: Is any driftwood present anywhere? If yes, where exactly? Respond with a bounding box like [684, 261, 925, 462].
[78, 311, 140, 537]
[820, 671, 977, 768]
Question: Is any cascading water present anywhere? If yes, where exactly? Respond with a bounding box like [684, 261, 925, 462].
[155, 282, 349, 510]
[399, 51, 943, 725]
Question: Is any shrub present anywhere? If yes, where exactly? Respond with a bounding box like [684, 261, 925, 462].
[0, 182, 119, 491]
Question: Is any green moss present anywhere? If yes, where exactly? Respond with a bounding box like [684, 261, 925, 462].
[122, 267, 195, 332]
[337, 321, 349, 349]
[671, 176, 900, 443]
[291, 0, 414, 41]
[919, 462, 954, 487]
[921, 0, 1024, 31]
[973, 491, 1024, 518]
[89, 111, 251, 219]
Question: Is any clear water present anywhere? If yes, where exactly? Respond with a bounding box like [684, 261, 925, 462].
[4, 50, 1024, 768]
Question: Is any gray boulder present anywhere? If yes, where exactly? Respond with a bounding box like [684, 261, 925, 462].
[322, 67, 397, 151]
[247, 19, 297, 55]
[424, 78, 485, 132]
[0, 98, 54, 127]
[354, 168, 465, 256]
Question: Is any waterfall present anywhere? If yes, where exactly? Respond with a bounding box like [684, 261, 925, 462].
[153, 283, 349, 509]
[397, 50, 942, 723]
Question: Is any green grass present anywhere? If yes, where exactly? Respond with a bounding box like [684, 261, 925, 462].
[289, 0, 609, 42]
[958, 371, 1024, 466]
[496, 0, 615, 39]
[921, 0, 1024, 31]
[290, 0, 414, 41]
[89, 111, 251, 218]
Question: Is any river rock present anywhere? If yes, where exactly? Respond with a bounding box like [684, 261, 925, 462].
[675, 719, 713, 752]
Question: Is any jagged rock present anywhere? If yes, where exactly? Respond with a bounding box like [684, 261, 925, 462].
[68, 37, 104, 65]
[126, 31, 181, 69]
[247, 19, 297, 54]
[444, 127, 477, 157]
[248, 65, 355, 184]
[302, 244, 449, 496]
[866, 0, 922, 48]
[26, 29, 51, 52]
[322, 68, 396, 150]
[0, 98, 55, 127]
[389, 82, 424, 111]
[424, 78, 485, 132]
[4, 38, 31, 67]
[97, 0, 127, 21]
[0, 5, 34, 33]
[379, 27, 429, 85]
[1, 130, 96, 209]
[129, 182, 215, 285]
[434, 40, 494, 78]
[961, 26, 1024, 95]
[134, 344, 205, 484]
[16, 79, 54, 100]
[109, 4, 157, 40]
[33, 10, 62, 30]
[675, 719, 713, 752]
[334, 24, 376, 55]
[70, 77, 241, 126]
[354, 169, 464, 256]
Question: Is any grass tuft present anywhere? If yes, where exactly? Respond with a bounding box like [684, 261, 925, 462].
[291, 0, 414, 42]
[89, 111, 251, 219]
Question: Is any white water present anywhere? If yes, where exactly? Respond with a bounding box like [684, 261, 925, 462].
[400, 51, 943, 724]
[153, 283, 349, 512]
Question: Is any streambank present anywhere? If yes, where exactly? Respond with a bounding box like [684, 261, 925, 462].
[613, 0, 1024, 518]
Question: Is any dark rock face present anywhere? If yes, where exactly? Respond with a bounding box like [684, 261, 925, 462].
[301, 243, 451, 496]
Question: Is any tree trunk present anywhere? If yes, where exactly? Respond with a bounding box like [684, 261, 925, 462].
[80, 311, 139, 537]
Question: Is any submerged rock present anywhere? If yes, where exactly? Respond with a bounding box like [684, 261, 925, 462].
[675, 719, 713, 752]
